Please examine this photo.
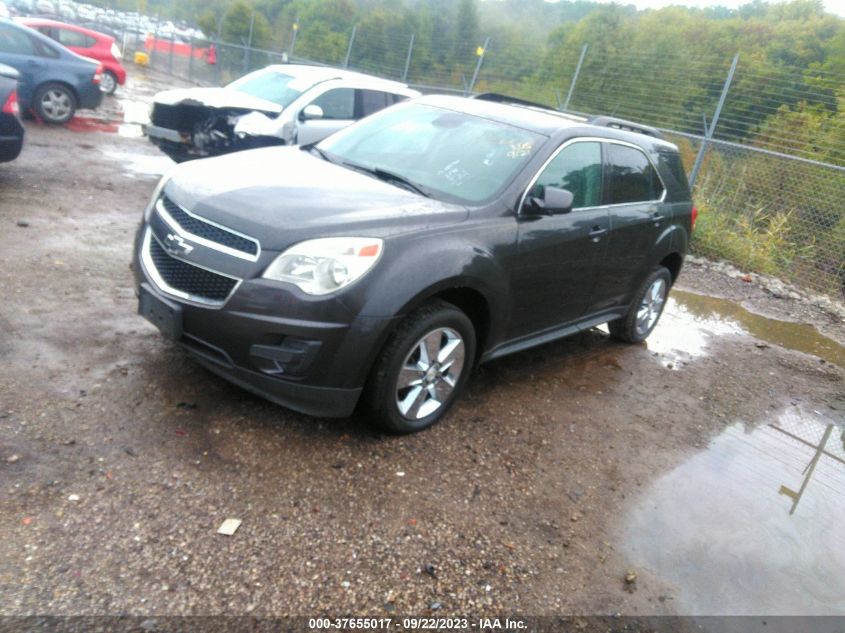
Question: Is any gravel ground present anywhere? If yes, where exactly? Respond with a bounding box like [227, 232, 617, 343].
[1, 69, 843, 618]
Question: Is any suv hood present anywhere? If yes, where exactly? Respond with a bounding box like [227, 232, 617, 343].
[154, 87, 283, 115]
[163, 147, 469, 250]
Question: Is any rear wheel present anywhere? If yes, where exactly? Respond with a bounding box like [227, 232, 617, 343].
[365, 300, 476, 434]
[33, 83, 76, 124]
[608, 267, 671, 343]
[100, 71, 118, 95]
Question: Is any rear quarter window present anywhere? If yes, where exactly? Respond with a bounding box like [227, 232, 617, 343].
[607, 143, 665, 204]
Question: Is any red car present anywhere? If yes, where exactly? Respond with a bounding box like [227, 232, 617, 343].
[18, 18, 126, 95]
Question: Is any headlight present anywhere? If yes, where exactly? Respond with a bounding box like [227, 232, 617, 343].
[111, 42, 123, 59]
[262, 237, 384, 296]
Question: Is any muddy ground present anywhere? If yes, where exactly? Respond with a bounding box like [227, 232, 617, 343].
[1, 69, 844, 618]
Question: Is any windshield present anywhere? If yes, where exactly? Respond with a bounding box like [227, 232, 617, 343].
[317, 103, 546, 204]
[227, 68, 307, 108]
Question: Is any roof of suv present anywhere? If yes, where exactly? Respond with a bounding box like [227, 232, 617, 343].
[415, 94, 676, 149]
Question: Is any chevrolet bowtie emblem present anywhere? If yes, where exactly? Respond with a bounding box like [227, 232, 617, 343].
[164, 233, 194, 255]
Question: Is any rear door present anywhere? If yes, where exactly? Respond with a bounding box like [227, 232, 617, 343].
[508, 139, 609, 339]
[590, 141, 667, 311]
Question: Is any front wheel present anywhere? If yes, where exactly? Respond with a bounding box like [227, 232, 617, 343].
[608, 267, 672, 343]
[33, 83, 76, 124]
[365, 300, 476, 434]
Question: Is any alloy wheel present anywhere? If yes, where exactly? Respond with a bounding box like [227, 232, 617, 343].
[394, 327, 466, 421]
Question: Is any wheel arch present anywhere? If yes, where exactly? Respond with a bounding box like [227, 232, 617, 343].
[659, 251, 684, 284]
[393, 280, 495, 366]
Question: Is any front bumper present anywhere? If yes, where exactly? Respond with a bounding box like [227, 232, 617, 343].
[134, 219, 397, 418]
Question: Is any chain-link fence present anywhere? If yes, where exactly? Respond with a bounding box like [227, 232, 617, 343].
[37, 7, 845, 303]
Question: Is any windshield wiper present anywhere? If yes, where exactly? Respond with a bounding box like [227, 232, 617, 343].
[309, 146, 338, 164]
[342, 161, 432, 198]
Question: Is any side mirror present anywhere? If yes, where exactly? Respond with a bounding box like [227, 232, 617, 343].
[300, 104, 324, 121]
[526, 186, 574, 215]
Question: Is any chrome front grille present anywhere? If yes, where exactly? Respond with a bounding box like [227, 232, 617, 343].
[157, 194, 260, 260]
[142, 229, 240, 307]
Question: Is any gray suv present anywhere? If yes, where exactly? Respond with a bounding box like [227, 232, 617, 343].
[134, 95, 694, 433]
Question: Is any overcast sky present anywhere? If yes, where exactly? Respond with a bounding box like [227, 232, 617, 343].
[589, 0, 845, 17]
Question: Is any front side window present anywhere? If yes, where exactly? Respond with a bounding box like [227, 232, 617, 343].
[309, 88, 355, 120]
[318, 103, 546, 204]
[529, 141, 602, 209]
[607, 144, 665, 204]
[0, 25, 35, 55]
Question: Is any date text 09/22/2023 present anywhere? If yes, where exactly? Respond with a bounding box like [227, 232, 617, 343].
[307, 617, 528, 630]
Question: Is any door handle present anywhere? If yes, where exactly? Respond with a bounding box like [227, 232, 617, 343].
[651, 211, 664, 225]
[589, 225, 608, 242]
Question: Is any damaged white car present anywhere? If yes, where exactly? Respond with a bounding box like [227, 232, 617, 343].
[144, 64, 420, 162]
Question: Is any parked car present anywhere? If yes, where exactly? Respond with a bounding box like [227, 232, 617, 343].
[19, 17, 126, 94]
[134, 95, 694, 434]
[0, 18, 102, 123]
[0, 61, 23, 161]
[145, 64, 421, 162]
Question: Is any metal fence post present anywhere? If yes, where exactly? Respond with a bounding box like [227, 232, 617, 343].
[689, 53, 739, 189]
[563, 44, 588, 111]
[244, 11, 255, 74]
[214, 37, 221, 85]
[188, 38, 194, 82]
[466, 37, 490, 96]
[168, 32, 174, 75]
[402, 33, 415, 82]
[344, 25, 357, 68]
[289, 19, 299, 57]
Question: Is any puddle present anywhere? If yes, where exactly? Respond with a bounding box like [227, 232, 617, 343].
[65, 116, 119, 134]
[647, 290, 845, 368]
[65, 99, 150, 138]
[101, 149, 173, 179]
[624, 408, 845, 615]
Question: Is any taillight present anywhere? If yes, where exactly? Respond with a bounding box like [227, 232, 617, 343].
[2, 89, 19, 116]
[92, 64, 103, 85]
[691, 206, 698, 231]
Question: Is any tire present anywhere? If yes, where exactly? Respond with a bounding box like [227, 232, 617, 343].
[365, 300, 476, 434]
[608, 267, 672, 343]
[100, 71, 118, 95]
[33, 83, 76, 124]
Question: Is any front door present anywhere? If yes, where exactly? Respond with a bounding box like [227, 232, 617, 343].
[296, 87, 355, 145]
[509, 140, 609, 339]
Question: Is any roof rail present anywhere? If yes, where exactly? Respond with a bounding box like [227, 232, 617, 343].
[587, 116, 663, 139]
[472, 92, 556, 111]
